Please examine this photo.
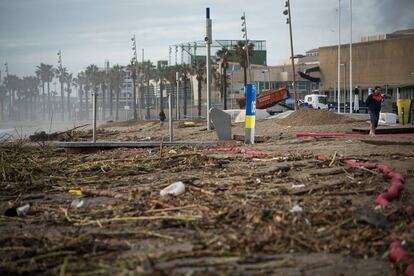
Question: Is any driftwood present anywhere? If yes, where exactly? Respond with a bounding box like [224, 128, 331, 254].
[29, 124, 89, 142]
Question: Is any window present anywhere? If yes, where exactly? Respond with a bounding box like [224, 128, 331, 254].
[318, 96, 327, 104]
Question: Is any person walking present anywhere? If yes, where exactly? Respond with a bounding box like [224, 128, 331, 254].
[365, 86, 382, 136]
[159, 110, 166, 127]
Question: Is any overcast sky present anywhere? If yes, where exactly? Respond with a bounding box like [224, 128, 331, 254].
[1, 0, 413, 77]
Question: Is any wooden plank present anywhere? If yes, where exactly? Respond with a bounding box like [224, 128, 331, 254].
[233, 134, 270, 143]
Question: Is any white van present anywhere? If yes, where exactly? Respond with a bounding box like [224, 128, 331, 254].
[304, 94, 328, 109]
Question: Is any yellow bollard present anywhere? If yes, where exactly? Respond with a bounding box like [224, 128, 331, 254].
[397, 99, 411, 125]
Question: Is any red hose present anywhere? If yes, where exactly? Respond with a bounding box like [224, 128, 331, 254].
[326, 156, 413, 274]
[297, 132, 414, 137]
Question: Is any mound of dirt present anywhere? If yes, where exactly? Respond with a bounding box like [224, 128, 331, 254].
[277, 109, 358, 126]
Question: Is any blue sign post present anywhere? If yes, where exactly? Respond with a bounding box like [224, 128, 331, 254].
[244, 83, 256, 144]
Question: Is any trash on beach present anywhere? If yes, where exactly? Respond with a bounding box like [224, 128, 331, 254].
[69, 189, 82, 197]
[17, 204, 31, 216]
[71, 198, 84, 208]
[289, 204, 303, 213]
[160, 181, 186, 197]
[292, 184, 306, 189]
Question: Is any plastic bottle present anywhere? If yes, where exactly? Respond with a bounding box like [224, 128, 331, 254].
[160, 181, 186, 196]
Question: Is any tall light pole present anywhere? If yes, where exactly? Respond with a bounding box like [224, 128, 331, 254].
[205, 7, 212, 131]
[349, 0, 353, 113]
[337, 0, 341, 113]
[283, 1, 298, 110]
[241, 12, 252, 83]
[131, 35, 139, 120]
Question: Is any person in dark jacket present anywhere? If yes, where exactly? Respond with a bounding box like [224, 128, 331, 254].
[159, 110, 166, 127]
[365, 86, 382, 136]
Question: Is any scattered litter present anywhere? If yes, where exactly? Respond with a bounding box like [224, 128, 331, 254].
[148, 149, 157, 157]
[71, 198, 84, 208]
[183, 121, 196, 127]
[256, 178, 262, 184]
[160, 181, 186, 197]
[16, 204, 31, 217]
[289, 204, 303, 213]
[69, 189, 82, 197]
[168, 149, 177, 154]
[292, 184, 305, 189]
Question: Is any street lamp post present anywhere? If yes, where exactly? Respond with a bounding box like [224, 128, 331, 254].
[337, 0, 341, 114]
[241, 12, 252, 83]
[205, 7, 212, 130]
[131, 35, 139, 120]
[283, 1, 298, 110]
[349, 0, 353, 114]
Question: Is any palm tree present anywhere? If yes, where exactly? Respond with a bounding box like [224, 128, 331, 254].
[56, 66, 68, 120]
[193, 61, 205, 118]
[35, 63, 53, 119]
[143, 61, 156, 119]
[0, 84, 7, 120]
[97, 70, 108, 121]
[233, 41, 255, 86]
[75, 72, 86, 120]
[178, 64, 191, 117]
[64, 72, 74, 120]
[4, 74, 19, 120]
[127, 61, 138, 120]
[110, 65, 123, 121]
[155, 64, 168, 113]
[216, 47, 231, 109]
[85, 64, 100, 120]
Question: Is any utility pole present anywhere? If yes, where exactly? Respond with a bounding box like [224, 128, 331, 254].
[337, 0, 341, 113]
[349, 0, 353, 113]
[241, 12, 252, 83]
[131, 35, 138, 120]
[176, 71, 180, 120]
[283, 1, 298, 110]
[205, 7, 212, 130]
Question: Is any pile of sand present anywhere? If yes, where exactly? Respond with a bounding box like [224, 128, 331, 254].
[277, 109, 358, 126]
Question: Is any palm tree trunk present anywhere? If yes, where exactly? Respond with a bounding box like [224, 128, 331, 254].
[146, 79, 150, 120]
[67, 84, 71, 121]
[60, 80, 65, 121]
[140, 82, 145, 119]
[109, 86, 113, 118]
[0, 99, 4, 121]
[42, 82, 46, 119]
[132, 78, 137, 120]
[115, 87, 120, 121]
[79, 87, 83, 121]
[8, 90, 12, 120]
[101, 84, 106, 121]
[183, 78, 187, 117]
[160, 79, 164, 112]
[197, 78, 202, 118]
[85, 89, 89, 120]
[47, 82, 51, 119]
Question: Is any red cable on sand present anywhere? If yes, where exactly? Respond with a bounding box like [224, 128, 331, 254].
[318, 154, 413, 274]
[297, 132, 414, 137]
